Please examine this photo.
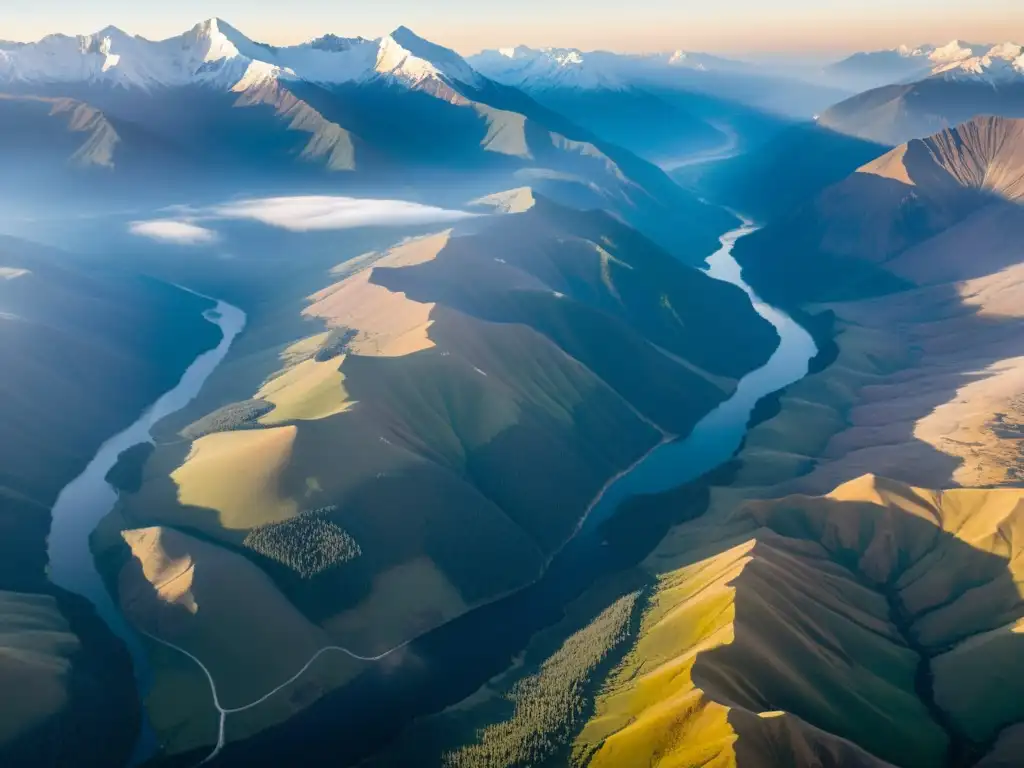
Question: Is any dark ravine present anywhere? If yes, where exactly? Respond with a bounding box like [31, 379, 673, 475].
[156, 216, 819, 768]
[883, 583, 976, 768]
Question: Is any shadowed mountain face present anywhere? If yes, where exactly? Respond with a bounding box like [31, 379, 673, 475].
[0, 235, 222, 766]
[84, 193, 778, 758]
[579, 475, 1024, 768]
[818, 79, 1024, 147]
[824, 48, 937, 92]
[550, 113, 1024, 768]
[0, 236, 220, 575]
[734, 115, 1024, 307]
[701, 75, 1024, 225]
[488, 86, 727, 163]
[698, 121, 889, 222]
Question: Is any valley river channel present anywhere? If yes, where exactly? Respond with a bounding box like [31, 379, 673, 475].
[45, 297, 246, 764]
[44, 216, 815, 766]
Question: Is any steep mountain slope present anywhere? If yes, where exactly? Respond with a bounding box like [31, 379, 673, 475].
[703, 44, 1024, 223]
[0, 235, 222, 765]
[579, 475, 1024, 768]
[734, 116, 1024, 306]
[89, 193, 779, 756]
[819, 79, 1024, 149]
[412, 114, 1024, 768]
[0, 19, 732, 263]
[818, 42, 1024, 146]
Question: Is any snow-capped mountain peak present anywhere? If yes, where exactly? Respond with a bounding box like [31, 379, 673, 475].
[182, 17, 248, 62]
[0, 17, 287, 90]
[826, 40, 1024, 90]
[0, 19, 484, 93]
[895, 44, 928, 58]
[386, 26, 482, 86]
[928, 41, 1024, 82]
[928, 39, 985, 65]
[469, 45, 628, 91]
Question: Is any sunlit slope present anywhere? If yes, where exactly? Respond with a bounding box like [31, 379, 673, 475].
[112, 195, 777, 656]
[577, 475, 1024, 768]
[96, 193, 778, 752]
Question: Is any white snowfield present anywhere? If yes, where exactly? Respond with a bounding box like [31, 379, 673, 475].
[0, 18, 484, 93]
[468, 45, 737, 91]
[0, 17, 746, 97]
[927, 41, 1024, 82]
[849, 40, 1024, 83]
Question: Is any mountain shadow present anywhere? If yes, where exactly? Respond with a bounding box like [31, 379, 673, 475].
[733, 119, 1024, 308]
[691, 478, 1024, 768]
[696, 121, 889, 223]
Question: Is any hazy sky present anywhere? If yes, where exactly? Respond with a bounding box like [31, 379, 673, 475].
[4, 0, 1023, 55]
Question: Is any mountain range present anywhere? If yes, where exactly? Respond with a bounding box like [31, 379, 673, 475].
[76, 188, 780, 760]
[5, 12, 1024, 768]
[400, 114, 1024, 768]
[826, 40, 1024, 91]
[700, 40, 1024, 223]
[735, 115, 1024, 305]
[467, 43, 850, 162]
[0, 18, 742, 263]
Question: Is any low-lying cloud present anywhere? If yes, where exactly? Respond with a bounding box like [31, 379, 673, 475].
[129, 219, 219, 245]
[209, 196, 479, 232]
[128, 196, 479, 244]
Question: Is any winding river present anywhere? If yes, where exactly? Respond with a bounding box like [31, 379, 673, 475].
[45, 298, 246, 763]
[41, 211, 817, 767]
[583, 219, 817, 527]
[201, 217, 821, 766]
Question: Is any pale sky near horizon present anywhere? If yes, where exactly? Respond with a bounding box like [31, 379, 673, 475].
[4, 0, 1023, 56]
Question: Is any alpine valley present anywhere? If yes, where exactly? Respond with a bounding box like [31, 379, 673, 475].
[1, 11, 1024, 768]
